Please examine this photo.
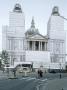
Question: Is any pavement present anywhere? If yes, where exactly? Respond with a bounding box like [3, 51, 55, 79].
[42, 78, 67, 90]
[0, 70, 67, 90]
[0, 70, 8, 80]
[0, 77, 48, 90]
[0, 76, 67, 90]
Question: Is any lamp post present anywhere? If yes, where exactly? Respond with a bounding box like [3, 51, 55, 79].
[59, 62, 61, 79]
[49, 65, 50, 72]
[13, 58, 16, 66]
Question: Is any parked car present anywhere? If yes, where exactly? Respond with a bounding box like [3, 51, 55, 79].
[49, 70, 56, 73]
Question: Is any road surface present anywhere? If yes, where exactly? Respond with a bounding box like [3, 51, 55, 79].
[0, 77, 47, 90]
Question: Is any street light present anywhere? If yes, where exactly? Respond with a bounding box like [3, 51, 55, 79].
[59, 62, 61, 78]
[49, 65, 50, 72]
[13, 58, 16, 66]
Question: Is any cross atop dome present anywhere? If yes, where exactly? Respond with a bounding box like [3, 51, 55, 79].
[13, 3, 22, 13]
[52, 6, 60, 16]
[31, 17, 35, 28]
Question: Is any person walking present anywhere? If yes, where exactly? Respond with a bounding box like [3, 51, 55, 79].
[60, 73, 61, 79]
[13, 68, 16, 77]
[37, 69, 40, 78]
[40, 70, 43, 78]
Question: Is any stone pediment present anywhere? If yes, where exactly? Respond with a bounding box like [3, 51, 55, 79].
[28, 34, 47, 40]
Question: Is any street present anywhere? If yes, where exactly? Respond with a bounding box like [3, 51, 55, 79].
[0, 77, 47, 90]
[0, 70, 67, 90]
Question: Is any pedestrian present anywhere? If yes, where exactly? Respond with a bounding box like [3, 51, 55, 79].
[40, 70, 43, 78]
[37, 69, 40, 78]
[60, 73, 61, 79]
[13, 68, 16, 77]
[2, 67, 5, 73]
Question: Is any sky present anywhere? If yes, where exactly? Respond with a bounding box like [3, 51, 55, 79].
[0, 0, 67, 51]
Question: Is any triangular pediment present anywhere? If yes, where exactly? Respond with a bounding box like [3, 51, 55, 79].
[28, 34, 46, 40]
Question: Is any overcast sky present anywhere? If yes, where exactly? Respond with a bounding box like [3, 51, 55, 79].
[0, 0, 67, 51]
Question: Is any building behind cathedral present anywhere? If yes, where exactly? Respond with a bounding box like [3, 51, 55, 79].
[2, 4, 66, 70]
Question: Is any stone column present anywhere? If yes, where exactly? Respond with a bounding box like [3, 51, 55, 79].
[46, 42, 47, 51]
[10, 55, 12, 66]
[27, 41, 29, 50]
[39, 41, 40, 51]
[44, 42, 45, 51]
[32, 41, 34, 50]
[19, 40, 20, 50]
[10, 40, 11, 50]
[45, 42, 46, 51]
[10, 55, 14, 65]
[41, 42, 42, 51]
[34, 41, 35, 51]
[45, 42, 47, 51]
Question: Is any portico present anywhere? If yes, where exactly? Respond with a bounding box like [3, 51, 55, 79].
[27, 40, 48, 51]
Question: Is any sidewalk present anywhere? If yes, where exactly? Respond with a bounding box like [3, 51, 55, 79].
[0, 70, 8, 80]
[0, 70, 16, 80]
[42, 78, 67, 90]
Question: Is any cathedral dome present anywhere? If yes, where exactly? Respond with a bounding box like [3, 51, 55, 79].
[13, 3, 22, 13]
[26, 28, 39, 36]
[25, 17, 39, 36]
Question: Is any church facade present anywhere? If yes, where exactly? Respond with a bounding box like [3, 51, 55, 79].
[2, 4, 66, 69]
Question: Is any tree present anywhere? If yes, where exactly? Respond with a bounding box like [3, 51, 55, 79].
[0, 54, 2, 69]
[1, 50, 9, 67]
[0, 59, 2, 69]
[65, 65, 67, 71]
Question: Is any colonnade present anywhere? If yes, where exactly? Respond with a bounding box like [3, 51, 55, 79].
[27, 41, 47, 51]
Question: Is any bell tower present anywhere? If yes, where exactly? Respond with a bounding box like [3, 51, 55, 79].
[47, 6, 66, 67]
[9, 3, 25, 37]
[7, 3, 25, 65]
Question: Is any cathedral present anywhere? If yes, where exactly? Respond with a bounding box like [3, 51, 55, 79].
[2, 4, 66, 70]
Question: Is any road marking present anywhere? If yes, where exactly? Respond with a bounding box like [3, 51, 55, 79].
[33, 78, 47, 83]
[19, 77, 29, 80]
[36, 78, 48, 90]
[40, 78, 47, 82]
[19, 77, 36, 81]
[19, 77, 48, 85]
[19, 77, 27, 80]
[26, 77, 36, 81]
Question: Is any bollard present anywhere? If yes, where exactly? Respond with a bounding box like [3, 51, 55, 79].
[24, 71, 27, 76]
[36, 86, 39, 90]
